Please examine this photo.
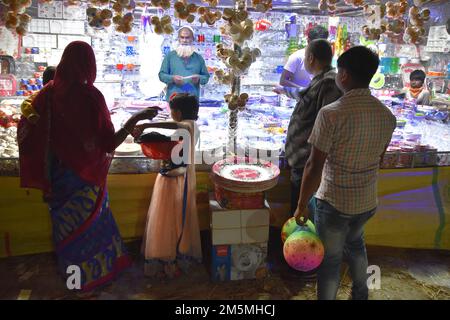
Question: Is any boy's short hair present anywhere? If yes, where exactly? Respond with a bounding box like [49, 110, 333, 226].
[308, 25, 329, 42]
[337, 46, 379, 86]
[308, 39, 333, 66]
[43, 66, 56, 85]
[169, 93, 199, 120]
[410, 69, 426, 82]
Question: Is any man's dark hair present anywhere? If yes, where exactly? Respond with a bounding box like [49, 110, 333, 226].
[410, 69, 426, 82]
[169, 93, 199, 120]
[43, 66, 56, 85]
[308, 39, 333, 66]
[337, 46, 379, 86]
[308, 25, 329, 42]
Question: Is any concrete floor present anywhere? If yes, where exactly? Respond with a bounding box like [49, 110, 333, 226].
[1, 228, 450, 300]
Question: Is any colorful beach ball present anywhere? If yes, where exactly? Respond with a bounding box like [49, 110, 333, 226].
[283, 230, 324, 272]
[281, 216, 316, 243]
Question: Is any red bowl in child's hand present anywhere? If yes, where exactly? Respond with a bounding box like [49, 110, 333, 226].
[140, 141, 181, 160]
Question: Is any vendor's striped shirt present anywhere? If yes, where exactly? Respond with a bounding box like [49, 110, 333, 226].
[309, 88, 396, 214]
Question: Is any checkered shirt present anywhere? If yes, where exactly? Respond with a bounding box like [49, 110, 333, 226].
[309, 89, 396, 214]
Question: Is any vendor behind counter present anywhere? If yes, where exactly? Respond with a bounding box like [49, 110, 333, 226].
[404, 69, 432, 105]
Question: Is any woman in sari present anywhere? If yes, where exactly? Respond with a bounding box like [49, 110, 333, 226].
[17, 41, 160, 291]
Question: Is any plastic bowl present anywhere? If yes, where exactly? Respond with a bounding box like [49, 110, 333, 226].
[396, 120, 407, 128]
[140, 141, 181, 160]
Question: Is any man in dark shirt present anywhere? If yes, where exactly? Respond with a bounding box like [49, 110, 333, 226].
[275, 39, 342, 215]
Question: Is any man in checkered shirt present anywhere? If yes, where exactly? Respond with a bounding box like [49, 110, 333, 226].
[294, 46, 396, 300]
[275, 39, 342, 215]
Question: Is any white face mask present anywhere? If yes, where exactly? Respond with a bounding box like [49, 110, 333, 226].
[175, 43, 195, 58]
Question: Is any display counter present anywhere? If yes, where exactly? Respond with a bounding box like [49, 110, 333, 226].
[1, 159, 449, 257]
[1, 96, 450, 257]
[2, 95, 450, 165]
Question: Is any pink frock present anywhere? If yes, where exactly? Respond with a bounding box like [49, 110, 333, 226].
[142, 120, 202, 278]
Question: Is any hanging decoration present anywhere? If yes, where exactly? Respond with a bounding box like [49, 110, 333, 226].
[343, 0, 366, 7]
[220, 8, 254, 45]
[385, 0, 408, 19]
[318, 0, 340, 13]
[202, 0, 219, 7]
[251, 0, 272, 13]
[224, 92, 249, 111]
[67, 0, 82, 5]
[150, 15, 174, 35]
[174, 1, 197, 23]
[150, 0, 171, 10]
[216, 43, 261, 75]
[1, 0, 32, 36]
[87, 7, 113, 29]
[197, 6, 222, 26]
[214, 69, 233, 85]
[358, 0, 431, 45]
[403, 5, 430, 45]
[85, 0, 135, 33]
[361, 2, 385, 41]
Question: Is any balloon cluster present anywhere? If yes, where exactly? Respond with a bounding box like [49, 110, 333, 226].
[404, 5, 430, 44]
[224, 93, 249, 111]
[343, 0, 366, 7]
[362, 25, 384, 41]
[220, 8, 254, 45]
[86, 7, 113, 29]
[359, 0, 431, 44]
[201, 0, 219, 7]
[150, 15, 174, 35]
[197, 6, 222, 26]
[214, 69, 232, 85]
[385, 0, 408, 19]
[251, 0, 272, 13]
[110, 0, 135, 33]
[1, 0, 32, 36]
[216, 44, 261, 75]
[86, 0, 135, 33]
[318, 0, 340, 13]
[149, 0, 171, 10]
[174, 1, 197, 23]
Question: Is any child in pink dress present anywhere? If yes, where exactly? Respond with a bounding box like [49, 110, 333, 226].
[134, 93, 202, 279]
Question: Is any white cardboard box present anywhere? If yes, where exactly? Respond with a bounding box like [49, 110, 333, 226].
[240, 209, 270, 227]
[241, 226, 269, 244]
[211, 209, 241, 244]
[210, 195, 270, 245]
[211, 210, 241, 229]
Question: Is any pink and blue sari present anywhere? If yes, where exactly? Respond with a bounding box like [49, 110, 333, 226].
[49, 158, 131, 291]
[18, 41, 131, 292]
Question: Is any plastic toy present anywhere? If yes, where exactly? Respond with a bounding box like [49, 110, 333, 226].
[150, 15, 174, 35]
[281, 217, 317, 243]
[284, 230, 324, 272]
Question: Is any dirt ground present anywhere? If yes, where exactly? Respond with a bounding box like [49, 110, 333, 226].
[1, 229, 449, 300]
